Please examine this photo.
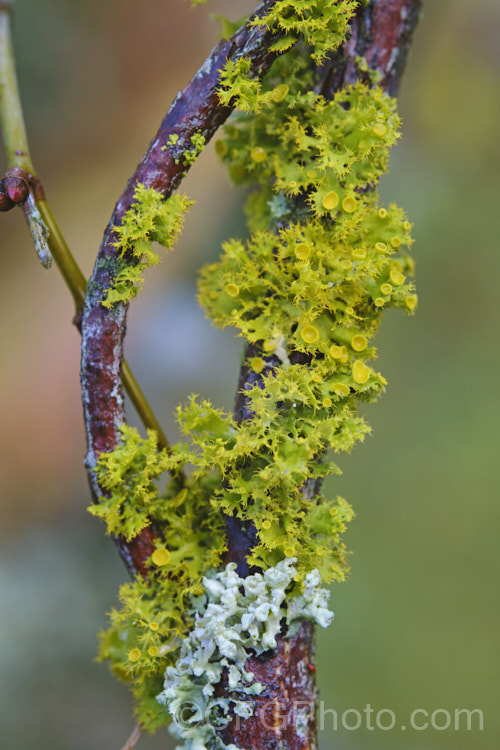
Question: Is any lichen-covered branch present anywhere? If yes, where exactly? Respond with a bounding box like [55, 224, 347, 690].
[218, 622, 317, 750]
[79, 1, 423, 745]
[222, 3, 423, 749]
[319, 0, 424, 98]
[228, 0, 424, 567]
[80, 0, 282, 576]
[229, 0, 423, 568]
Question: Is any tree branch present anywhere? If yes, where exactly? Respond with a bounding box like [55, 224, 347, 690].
[119, 724, 141, 750]
[3, 2, 423, 746]
[80, 0, 282, 576]
[219, 621, 317, 750]
[319, 0, 424, 98]
[0, 1, 32, 173]
[228, 0, 424, 568]
[221, 2, 423, 748]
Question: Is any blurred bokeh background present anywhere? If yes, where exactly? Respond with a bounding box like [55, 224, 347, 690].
[0, 1, 498, 748]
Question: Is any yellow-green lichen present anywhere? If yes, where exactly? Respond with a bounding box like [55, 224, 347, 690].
[253, 0, 358, 63]
[92, 426, 226, 729]
[183, 132, 206, 166]
[102, 184, 193, 308]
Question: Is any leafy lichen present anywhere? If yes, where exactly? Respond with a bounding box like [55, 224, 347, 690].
[89, 426, 171, 541]
[93, 426, 226, 729]
[183, 132, 206, 166]
[218, 57, 277, 114]
[196, 57, 415, 582]
[157, 559, 332, 750]
[102, 184, 194, 308]
[252, 0, 358, 63]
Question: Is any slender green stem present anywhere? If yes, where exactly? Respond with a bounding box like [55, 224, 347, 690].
[37, 202, 173, 456]
[0, 1, 171, 455]
[121, 360, 174, 461]
[0, 2, 32, 171]
[36, 199, 87, 308]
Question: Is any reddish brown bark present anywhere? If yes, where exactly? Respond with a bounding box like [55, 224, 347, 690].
[114, 525, 160, 579]
[219, 623, 317, 750]
[348, 0, 423, 95]
[320, 0, 423, 98]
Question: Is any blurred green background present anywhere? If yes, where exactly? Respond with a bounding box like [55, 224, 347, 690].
[0, 1, 498, 748]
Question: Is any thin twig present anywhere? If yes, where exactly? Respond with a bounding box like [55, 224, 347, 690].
[120, 724, 141, 750]
[0, 1, 171, 453]
[0, 3, 33, 172]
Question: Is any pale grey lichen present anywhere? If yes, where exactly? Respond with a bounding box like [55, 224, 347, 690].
[156, 558, 333, 750]
[286, 569, 333, 630]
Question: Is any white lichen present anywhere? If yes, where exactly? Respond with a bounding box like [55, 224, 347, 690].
[157, 558, 333, 750]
